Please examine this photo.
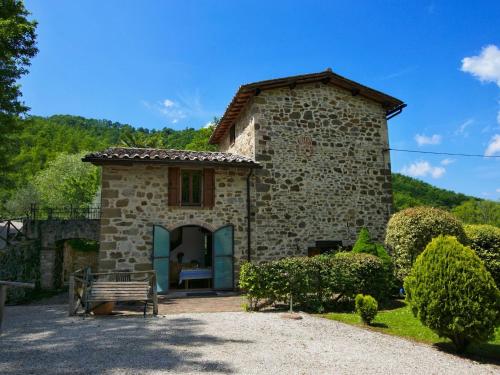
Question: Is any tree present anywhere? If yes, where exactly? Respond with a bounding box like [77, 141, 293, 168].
[0, 0, 38, 190]
[452, 199, 500, 227]
[405, 236, 500, 352]
[464, 224, 500, 286]
[32, 152, 99, 207]
[385, 206, 467, 282]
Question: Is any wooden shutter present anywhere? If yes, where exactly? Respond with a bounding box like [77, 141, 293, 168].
[203, 168, 215, 208]
[168, 167, 180, 207]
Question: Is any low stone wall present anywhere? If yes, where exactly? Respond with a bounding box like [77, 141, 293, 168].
[0, 239, 41, 303]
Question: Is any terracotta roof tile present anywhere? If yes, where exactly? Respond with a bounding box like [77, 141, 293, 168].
[209, 69, 405, 144]
[82, 147, 259, 168]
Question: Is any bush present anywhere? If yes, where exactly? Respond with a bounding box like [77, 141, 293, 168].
[355, 294, 378, 324]
[404, 236, 500, 352]
[385, 206, 466, 282]
[464, 224, 500, 286]
[239, 252, 390, 312]
[352, 228, 394, 286]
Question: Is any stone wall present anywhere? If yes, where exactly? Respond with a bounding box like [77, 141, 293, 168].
[99, 164, 249, 275]
[218, 97, 257, 158]
[222, 82, 393, 262]
[25, 219, 100, 289]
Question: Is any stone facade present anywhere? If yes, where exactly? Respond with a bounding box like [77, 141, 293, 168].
[93, 77, 396, 283]
[219, 82, 393, 262]
[98, 164, 249, 273]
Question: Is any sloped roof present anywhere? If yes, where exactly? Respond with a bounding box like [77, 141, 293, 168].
[82, 147, 259, 168]
[209, 69, 405, 144]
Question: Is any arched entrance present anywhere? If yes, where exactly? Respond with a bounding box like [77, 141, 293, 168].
[152, 224, 234, 294]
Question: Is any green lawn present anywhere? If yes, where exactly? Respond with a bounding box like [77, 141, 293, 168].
[323, 301, 500, 363]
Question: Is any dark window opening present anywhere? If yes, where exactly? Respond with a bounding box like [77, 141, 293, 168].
[181, 170, 202, 206]
[229, 124, 236, 145]
[308, 240, 343, 257]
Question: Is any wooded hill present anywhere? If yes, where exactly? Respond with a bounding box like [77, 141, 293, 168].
[2, 115, 494, 221]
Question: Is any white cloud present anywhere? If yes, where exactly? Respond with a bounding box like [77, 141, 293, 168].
[497, 110, 500, 126]
[496, 188, 500, 193]
[461, 45, 500, 87]
[401, 160, 446, 179]
[454, 118, 474, 137]
[163, 99, 175, 108]
[441, 158, 455, 166]
[485, 134, 500, 156]
[414, 134, 442, 146]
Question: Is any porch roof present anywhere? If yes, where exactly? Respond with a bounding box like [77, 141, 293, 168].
[82, 147, 260, 168]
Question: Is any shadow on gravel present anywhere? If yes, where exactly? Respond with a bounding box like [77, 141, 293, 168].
[0, 306, 252, 374]
[433, 341, 500, 366]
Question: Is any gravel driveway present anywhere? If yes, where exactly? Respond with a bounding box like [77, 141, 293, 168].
[0, 304, 498, 374]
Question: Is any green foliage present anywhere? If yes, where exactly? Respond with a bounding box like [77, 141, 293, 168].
[66, 239, 99, 253]
[355, 294, 378, 324]
[385, 206, 467, 282]
[392, 173, 474, 211]
[0, 239, 41, 303]
[6, 152, 99, 215]
[0, 0, 38, 190]
[453, 200, 500, 227]
[352, 228, 395, 289]
[404, 236, 500, 352]
[239, 252, 390, 312]
[464, 224, 500, 286]
[352, 228, 377, 254]
[33, 152, 99, 208]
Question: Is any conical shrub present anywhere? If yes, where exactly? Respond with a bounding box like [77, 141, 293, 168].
[404, 235, 500, 352]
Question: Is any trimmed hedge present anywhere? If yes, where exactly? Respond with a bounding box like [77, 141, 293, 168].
[385, 206, 466, 282]
[464, 224, 500, 286]
[405, 236, 500, 352]
[239, 252, 390, 312]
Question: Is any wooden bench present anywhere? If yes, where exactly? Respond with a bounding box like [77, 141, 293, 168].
[73, 270, 158, 317]
[86, 281, 154, 317]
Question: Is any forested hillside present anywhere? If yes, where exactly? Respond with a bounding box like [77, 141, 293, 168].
[2, 114, 498, 226]
[392, 173, 473, 210]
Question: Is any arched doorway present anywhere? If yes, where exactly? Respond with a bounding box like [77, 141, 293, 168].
[152, 224, 234, 294]
[56, 238, 99, 287]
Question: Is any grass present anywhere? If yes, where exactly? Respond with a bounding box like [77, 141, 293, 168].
[323, 300, 500, 364]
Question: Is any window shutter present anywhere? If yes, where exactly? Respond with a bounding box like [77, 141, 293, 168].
[168, 167, 180, 206]
[203, 168, 215, 208]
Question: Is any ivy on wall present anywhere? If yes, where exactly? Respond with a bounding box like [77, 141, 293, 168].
[0, 239, 41, 303]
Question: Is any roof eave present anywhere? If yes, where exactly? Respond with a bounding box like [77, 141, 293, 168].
[209, 70, 405, 144]
[81, 157, 261, 169]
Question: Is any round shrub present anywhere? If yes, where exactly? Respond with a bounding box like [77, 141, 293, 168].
[385, 206, 466, 282]
[355, 294, 378, 324]
[464, 224, 500, 286]
[404, 236, 500, 352]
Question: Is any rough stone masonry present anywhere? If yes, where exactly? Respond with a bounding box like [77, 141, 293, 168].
[88, 70, 402, 279]
[219, 81, 394, 263]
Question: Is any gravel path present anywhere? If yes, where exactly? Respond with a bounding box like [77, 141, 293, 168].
[0, 304, 498, 374]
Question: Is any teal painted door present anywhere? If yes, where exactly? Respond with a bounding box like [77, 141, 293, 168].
[213, 225, 234, 289]
[153, 225, 170, 293]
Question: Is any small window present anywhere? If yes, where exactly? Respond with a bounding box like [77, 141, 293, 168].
[229, 124, 236, 145]
[181, 170, 202, 206]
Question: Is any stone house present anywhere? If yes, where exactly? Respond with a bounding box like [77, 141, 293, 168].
[83, 69, 405, 293]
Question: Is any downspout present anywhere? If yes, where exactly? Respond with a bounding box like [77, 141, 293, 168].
[246, 169, 253, 262]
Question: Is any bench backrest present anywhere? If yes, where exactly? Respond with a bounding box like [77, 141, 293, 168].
[88, 281, 150, 302]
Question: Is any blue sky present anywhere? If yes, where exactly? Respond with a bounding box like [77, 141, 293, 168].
[22, 1, 500, 199]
